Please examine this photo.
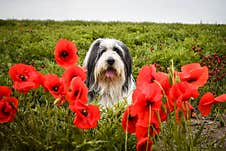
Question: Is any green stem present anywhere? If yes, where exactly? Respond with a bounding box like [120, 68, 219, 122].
[171, 59, 176, 85]
[125, 108, 129, 151]
[146, 106, 152, 151]
[154, 80, 170, 112]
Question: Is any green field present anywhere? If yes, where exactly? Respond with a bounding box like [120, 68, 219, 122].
[0, 20, 226, 150]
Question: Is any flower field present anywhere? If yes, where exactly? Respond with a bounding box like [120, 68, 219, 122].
[0, 20, 226, 150]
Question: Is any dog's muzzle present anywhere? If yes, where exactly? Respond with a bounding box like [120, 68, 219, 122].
[105, 67, 117, 78]
[107, 57, 115, 66]
[105, 57, 116, 78]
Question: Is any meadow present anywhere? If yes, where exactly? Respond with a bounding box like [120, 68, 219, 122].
[0, 20, 225, 150]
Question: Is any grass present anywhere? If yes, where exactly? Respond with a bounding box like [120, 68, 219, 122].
[0, 20, 226, 150]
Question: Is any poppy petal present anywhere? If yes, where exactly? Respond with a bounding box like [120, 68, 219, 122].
[214, 94, 226, 103]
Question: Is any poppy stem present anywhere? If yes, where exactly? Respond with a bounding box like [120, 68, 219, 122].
[146, 106, 152, 151]
[169, 59, 176, 85]
[23, 93, 28, 109]
[125, 108, 129, 151]
[154, 80, 170, 113]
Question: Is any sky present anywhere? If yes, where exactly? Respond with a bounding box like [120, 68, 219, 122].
[0, 0, 226, 24]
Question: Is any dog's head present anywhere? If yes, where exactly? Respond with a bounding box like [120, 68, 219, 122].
[83, 38, 132, 100]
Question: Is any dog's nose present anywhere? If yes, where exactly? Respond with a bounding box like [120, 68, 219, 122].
[107, 57, 115, 65]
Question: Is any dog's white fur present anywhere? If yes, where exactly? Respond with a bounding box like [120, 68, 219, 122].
[83, 38, 135, 107]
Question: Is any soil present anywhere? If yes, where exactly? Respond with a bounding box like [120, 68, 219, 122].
[190, 114, 226, 150]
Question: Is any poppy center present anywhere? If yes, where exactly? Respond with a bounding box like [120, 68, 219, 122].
[52, 85, 59, 92]
[81, 109, 88, 117]
[150, 76, 155, 83]
[128, 114, 135, 121]
[60, 50, 69, 58]
[187, 77, 197, 83]
[146, 100, 154, 107]
[72, 75, 77, 78]
[140, 143, 146, 151]
[2, 103, 11, 115]
[74, 90, 79, 97]
[70, 75, 77, 81]
[19, 74, 26, 81]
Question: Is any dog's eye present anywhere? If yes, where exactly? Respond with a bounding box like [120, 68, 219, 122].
[101, 49, 106, 53]
[98, 49, 106, 57]
[113, 47, 123, 57]
[100, 49, 106, 54]
[113, 47, 120, 53]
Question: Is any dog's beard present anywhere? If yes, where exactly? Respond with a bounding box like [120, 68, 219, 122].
[96, 66, 124, 85]
[95, 65, 125, 106]
[105, 67, 116, 78]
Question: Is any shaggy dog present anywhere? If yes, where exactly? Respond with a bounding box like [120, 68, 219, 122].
[83, 38, 135, 107]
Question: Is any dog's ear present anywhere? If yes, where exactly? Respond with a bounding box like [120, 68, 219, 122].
[83, 38, 102, 67]
[118, 42, 132, 91]
[122, 43, 132, 75]
[84, 39, 102, 90]
[118, 42, 132, 75]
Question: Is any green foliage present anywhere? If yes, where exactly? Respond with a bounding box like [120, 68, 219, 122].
[0, 95, 136, 151]
[0, 20, 225, 150]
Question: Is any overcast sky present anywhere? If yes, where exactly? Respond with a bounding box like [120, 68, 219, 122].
[1, 0, 226, 24]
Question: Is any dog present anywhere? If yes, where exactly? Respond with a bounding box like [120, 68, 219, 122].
[83, 38, 135, 107]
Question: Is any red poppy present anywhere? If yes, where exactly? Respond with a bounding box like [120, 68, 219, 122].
[168, 82, 199, 112]
[37, 73, 47, 91]
[169, 82, 199, 101]
[136, 137, 152, 151]
[175, 100, 194, 123]
[0, 86, 12, 99]
[66, 77, 88, 107]
[132, 83, 162, 136]
[133, 83, 162, 113]
[159, 104, 168, 122]
[43, 74, 66, 105]
[54, 39, 78, 68]
[154, 72, 171, 94]
[8, 64, 42, 94]
[122, 105, 138, 134]
[198, 92, 215, 116]
[62, 65, 86, 90]
[137, 109, 161, 129]
[135, 111, 161, 140]
[173, 83, 198, 122]
[72, 100, 100, 129]
[136, 65, 156, 87]
[214, 94, 226, 103]
[178, 63, 208, 89]
[136, 64, 170, 94]
[0, 97, 18, 123]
